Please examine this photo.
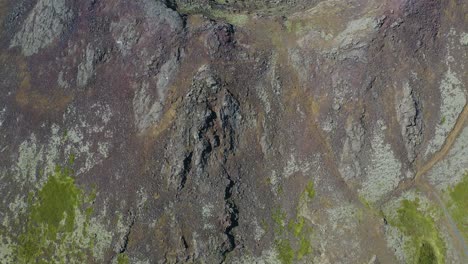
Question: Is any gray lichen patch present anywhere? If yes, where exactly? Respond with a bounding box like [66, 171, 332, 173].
[231, 249, 280, 264]
[332, 16, 377, 50]
[292, 1, 380, 57]
[359, 127, 402, 203]
[14, 110, 112, 184]
[133, 81, 164, 132]
[111, 18, 140, 56]
[132, 53, 180, 132]
[425, 69, 466, 158]
[460, 32, 468, 46]
[395, 81, 423, 162]
[339, 117, 364, 183]
[0, 107, 6, 128]
[62, 104, 114, 175]
[283, 154, 312, 180]
[16, 125, 59, 183]
[427, 126, 468, 191]
[10, 0, 73, 56]
[15, 133, 44, 184]
[77, 44, 96, 88]
[311, 203, 366, 263]
[0, 235, 13, 263]
[142, 0, 183, 31]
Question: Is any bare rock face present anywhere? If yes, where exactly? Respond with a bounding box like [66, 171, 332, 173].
[396, 81, 423, 162]
[340, 115, 365, 182]
[10, 0, 73, 56]
[160, 65, 241, 262]
[0, 0, 467, 263]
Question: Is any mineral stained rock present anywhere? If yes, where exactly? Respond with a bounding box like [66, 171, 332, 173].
[0, 0, 467, 263]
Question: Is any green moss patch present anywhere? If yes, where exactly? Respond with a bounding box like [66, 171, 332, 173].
[117, 253, 130, 264]
[275, 238, 294, 264]
[14, 165, 100, 263]
[390, 199, 445, 264]
[417, 241, 437, 264]
[448, 172, 468, 241]
[33, 166, 79, 235]
[304, 181, 315, 199]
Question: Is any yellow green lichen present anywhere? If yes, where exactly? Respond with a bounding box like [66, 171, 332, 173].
[297, 234, 312, 260]
[273, 211, 313, 264]
[210, 10, 249, 26]
[260, 218, 269, 233]
[304, 181, 315, 199]
[117, 253, 130, 264]
[17, 166, 82, 262]
[296, 181, 315, 214]
[68, 153, 75, 164]
[12, 164, 110, 263]
[440, 116, 446, 125]
[275, 238, 294, 264]
[448, 172, 468, 241]
[177, 5, 249, 26]
[285, 20, 306, 34]
[287, 216, 305, 237]
[358, 195, 372, 209]
[389, 199, 445, 264]
[272, 208, 287, 233]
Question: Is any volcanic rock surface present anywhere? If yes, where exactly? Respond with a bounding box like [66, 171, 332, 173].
[0, 0, 467, 263]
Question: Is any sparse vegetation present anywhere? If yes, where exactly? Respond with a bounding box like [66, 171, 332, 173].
[440, 116, 446, 125]
[272, 208, 287, 232]
[272, 182, 315, 263]
[358, 195, 372, 209]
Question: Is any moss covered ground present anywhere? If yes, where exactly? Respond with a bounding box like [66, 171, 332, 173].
[14, 164, 98, 263]
[448, 172, 468, 242]
[390, 199, 445, 264]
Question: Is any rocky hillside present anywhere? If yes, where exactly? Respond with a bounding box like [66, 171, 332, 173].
[0, 0, 467, 263]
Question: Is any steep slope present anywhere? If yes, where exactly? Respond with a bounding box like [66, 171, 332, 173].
[0, 0, 466, 263]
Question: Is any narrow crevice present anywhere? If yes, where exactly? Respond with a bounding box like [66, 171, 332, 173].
[163, 0, 178, 12]
[177, 152, 193, 193]
[163, 0, 188, 29]
[180, 235, 192, 262]
[220, 167, 238, 262]
[118, 211, 136, 255]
